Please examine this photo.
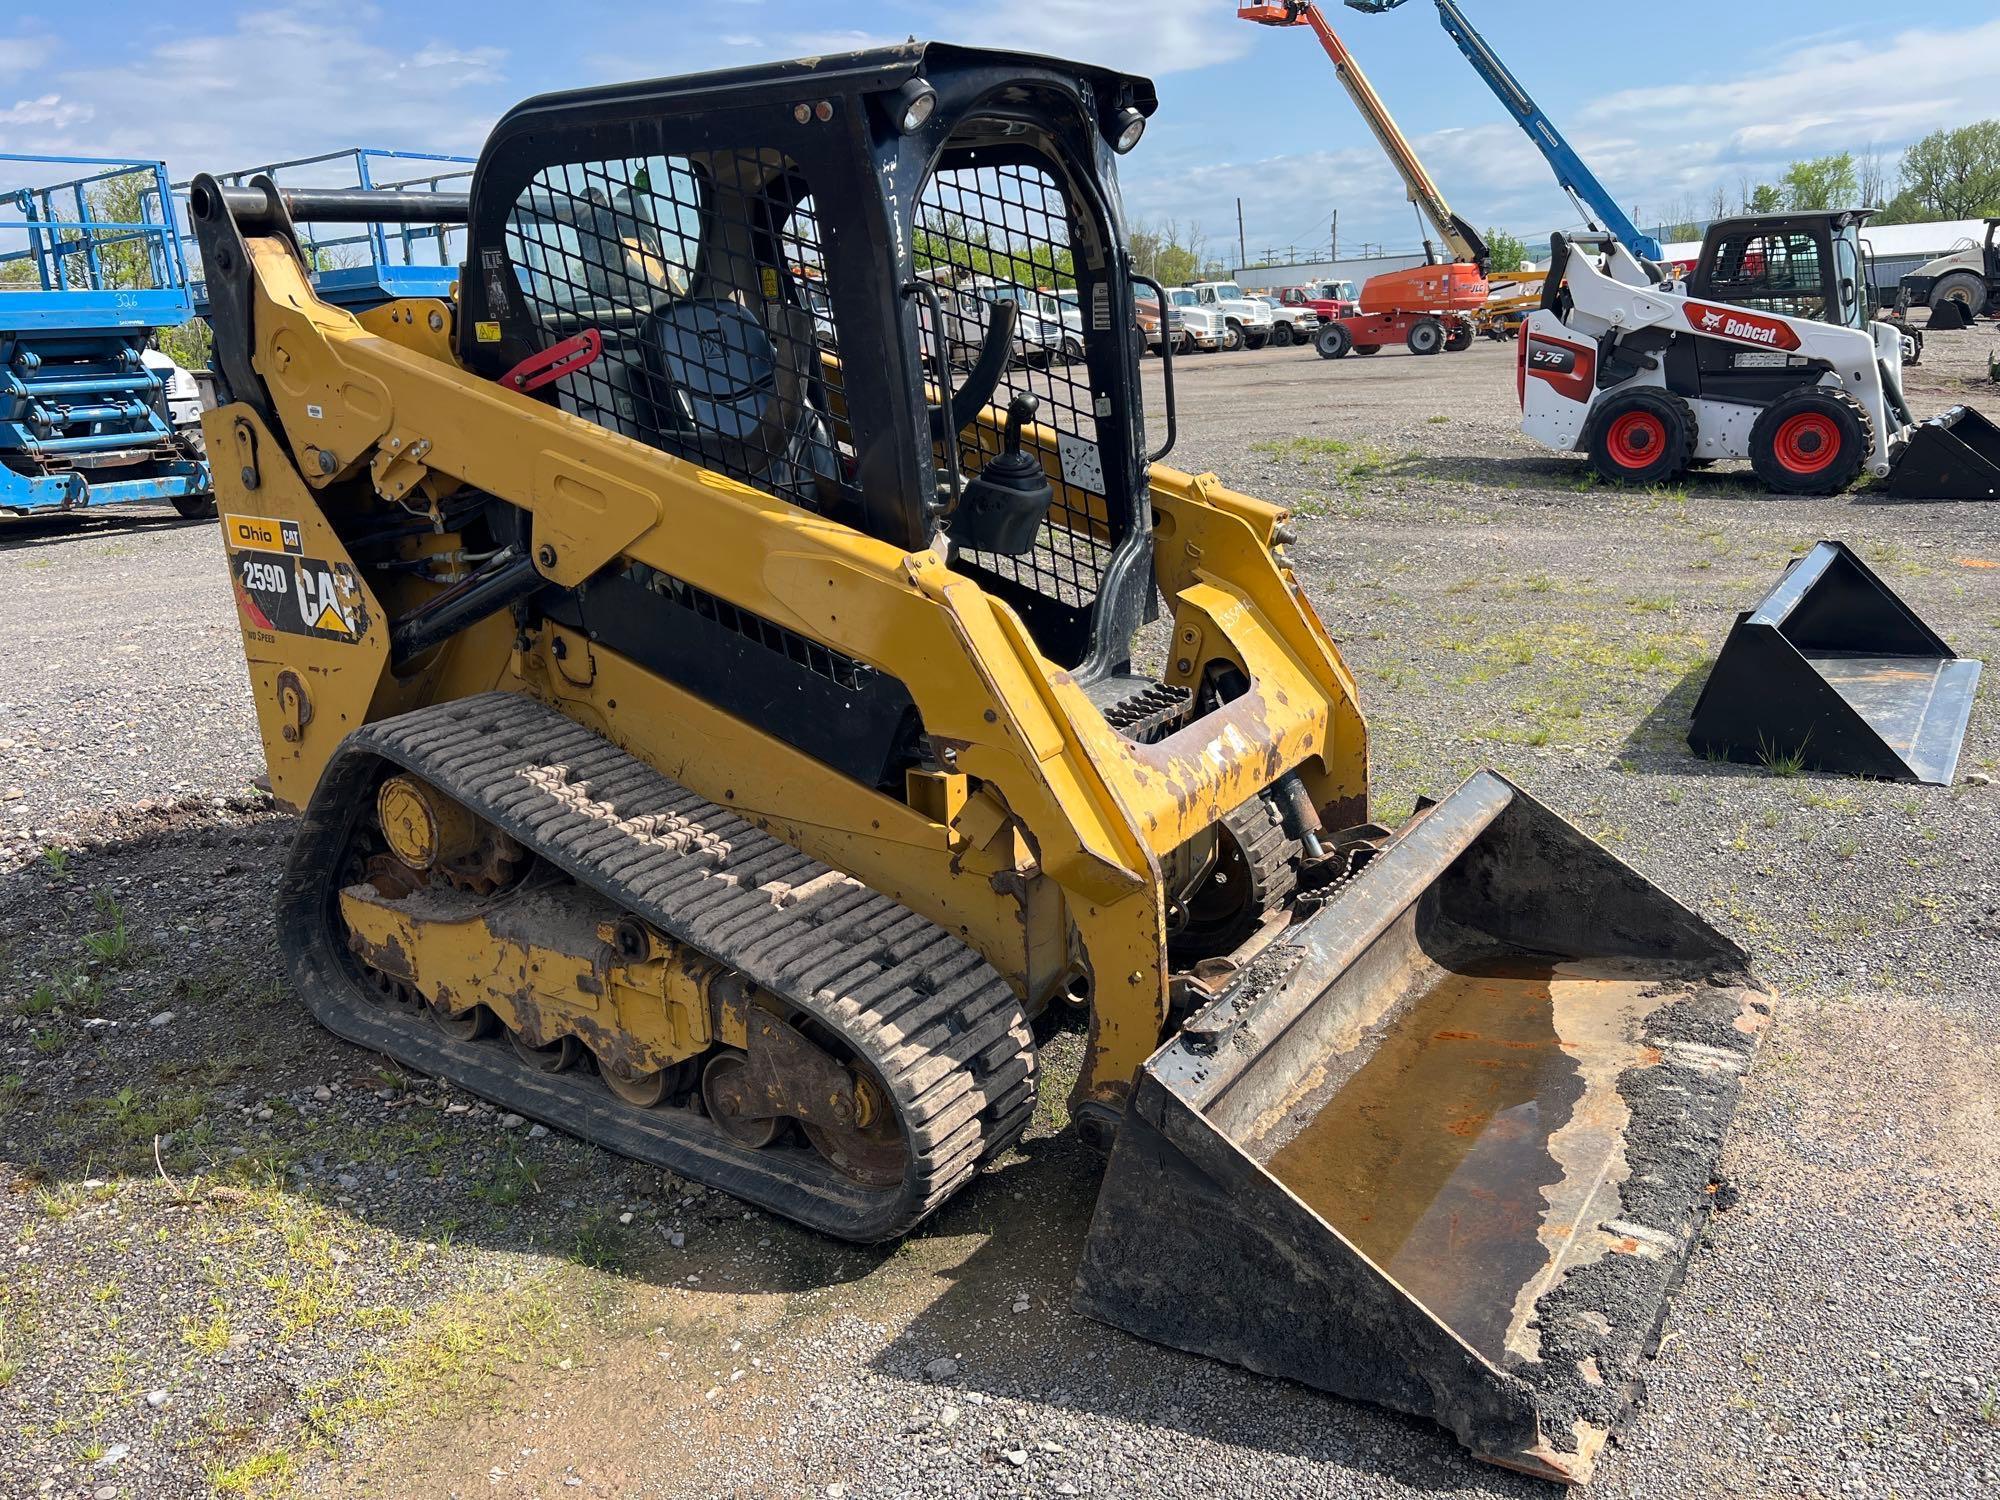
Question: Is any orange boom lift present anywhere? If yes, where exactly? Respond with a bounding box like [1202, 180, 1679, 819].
[1240, 1, 1488, 357]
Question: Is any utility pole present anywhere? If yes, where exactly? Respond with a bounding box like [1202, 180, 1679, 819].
[1331, 208, 1338, 264]
[1236, 198, 1247, 272]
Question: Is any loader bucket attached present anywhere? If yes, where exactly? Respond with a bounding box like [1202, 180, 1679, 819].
[1885, 404, 2000, 499]
[1075, 771, 1770, 1484]
[1687, 540, 1981, 784]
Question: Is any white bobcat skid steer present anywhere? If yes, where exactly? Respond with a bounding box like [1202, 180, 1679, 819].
[1520, 212, 2000, 499]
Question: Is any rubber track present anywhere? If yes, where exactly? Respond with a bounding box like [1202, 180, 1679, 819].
[282, 692, 1035, 1241]
[1169, 795, 1298, 962]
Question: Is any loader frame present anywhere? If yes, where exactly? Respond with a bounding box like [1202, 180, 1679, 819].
[190, 43, 1369, 1135]
[190, 41, 1777, 1484]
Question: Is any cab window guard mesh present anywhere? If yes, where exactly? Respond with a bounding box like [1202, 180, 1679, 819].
[1710, 232, 1828, 321]
[917, 159, 1115, 614]
[504, 153, 853, 514]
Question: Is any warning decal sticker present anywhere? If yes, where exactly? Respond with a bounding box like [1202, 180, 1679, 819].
[227, 529, 368, 644]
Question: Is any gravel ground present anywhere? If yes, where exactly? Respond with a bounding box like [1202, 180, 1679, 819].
[0, 508, 261, 861]
[2, 325, 1996, 1499]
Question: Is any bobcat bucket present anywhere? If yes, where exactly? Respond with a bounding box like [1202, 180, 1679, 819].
[1885, 404, 2000, 499]
[1074, 771, 1771, 1485]
[1926, 298, 1974, 331]
[1687, 540, 1982, 784]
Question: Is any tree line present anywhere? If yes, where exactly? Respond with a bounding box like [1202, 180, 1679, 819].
[1651, 119, 2000, 241]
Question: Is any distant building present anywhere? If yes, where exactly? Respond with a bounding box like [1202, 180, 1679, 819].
[1233, 251, 1429, 290]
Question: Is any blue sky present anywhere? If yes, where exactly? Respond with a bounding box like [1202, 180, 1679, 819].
[7, 2, 2000, 260]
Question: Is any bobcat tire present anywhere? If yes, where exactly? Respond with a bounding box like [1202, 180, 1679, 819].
[1585, 387, 1697, 487]
[1748, 388, 1873, 496]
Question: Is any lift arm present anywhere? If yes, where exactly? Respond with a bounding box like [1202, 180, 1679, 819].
[1239, 3, 1486, 273]
[1347, 0, 1663, 261]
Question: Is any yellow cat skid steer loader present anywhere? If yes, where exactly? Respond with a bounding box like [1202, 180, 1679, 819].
[190, 43, 1770, 1483]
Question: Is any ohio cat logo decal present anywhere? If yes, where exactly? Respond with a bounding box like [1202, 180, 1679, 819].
[225, 514, 369, 643]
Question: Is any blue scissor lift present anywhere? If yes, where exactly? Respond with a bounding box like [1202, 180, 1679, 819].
[178, 148, 473, 312]
[2, 154, 213, 516]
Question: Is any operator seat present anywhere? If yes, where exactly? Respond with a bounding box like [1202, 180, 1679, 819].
[634, 296, 840, 507]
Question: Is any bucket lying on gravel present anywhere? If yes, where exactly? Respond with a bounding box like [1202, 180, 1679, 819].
[1074, 771, 1772, 1485]
[1926, 298, 1974, 331]
[1688, 540, 1982, 784]
[1886, 404, 2000, 500]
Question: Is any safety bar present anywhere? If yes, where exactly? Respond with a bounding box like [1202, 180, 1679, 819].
[192, 182, 471, 236]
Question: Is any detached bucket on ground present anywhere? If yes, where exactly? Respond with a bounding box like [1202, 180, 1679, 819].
[1688, 539, 1981, 784]
[1075, 771, 1770, 1484]
[1887, 404, 2000, 499]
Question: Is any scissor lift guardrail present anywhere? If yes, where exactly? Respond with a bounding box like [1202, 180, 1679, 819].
[1, 153, 211, 514]
[176, 148, 474, 312]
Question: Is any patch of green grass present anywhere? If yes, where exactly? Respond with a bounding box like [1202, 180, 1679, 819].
[82, 890, 132, 964]
[1477, 722, 1552, 748]
[1756, 735, 1808, 778]
[571, 1214, 634, 1273]
[0, 1311, 19, 1387]
[41, 845, 71, 877]
[471, 1155, 543, 1208]
[1252, 435, 1354, 460]
[1627, 594, 1675, 613]
[181, 1307, 232, 1357]
[30, 1026, 64, 1057]
[20, 979, 70, 1018]
[209, 1450, 297, 1496]
[1425, 413, 1450, 425]
[97, 1084, 210, 1145]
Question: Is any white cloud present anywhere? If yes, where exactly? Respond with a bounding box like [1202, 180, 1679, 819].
[0, 31, 55, 83]
[610, 0, 1244, 82]
[787, 30, 901, 58]
[949, 0, 1248, 77]
[6, 7, 506, 170]
[0, 92, 91, 130]
[1122, 14, 2000, 263]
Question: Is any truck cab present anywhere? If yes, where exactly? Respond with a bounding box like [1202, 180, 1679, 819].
[1164, 287, 1227, 351]
[1279, 281, 1359, 321]
[1189, 280, 1273, 350]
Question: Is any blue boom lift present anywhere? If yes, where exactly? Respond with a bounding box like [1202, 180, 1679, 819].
[1347, 0, 1664, 260]
[1, 155, 212, 517]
